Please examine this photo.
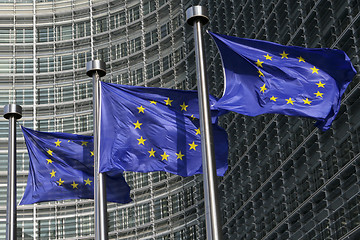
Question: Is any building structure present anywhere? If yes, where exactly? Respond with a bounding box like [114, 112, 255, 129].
[0, 0, 358, 239]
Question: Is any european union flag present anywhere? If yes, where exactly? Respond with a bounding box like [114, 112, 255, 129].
[20, 127, 132, 205]
[99, 82, 228, 177]
[209, 32, 357, 130]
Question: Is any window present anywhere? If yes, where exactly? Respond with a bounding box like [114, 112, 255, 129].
[143, 1, 156, 15]
[38, 27, 54, 42]
[162, 54, 173, 71]
[110, 11, 126, 29]
[16, 58, 33, 73]
[146, 60, 160, 79]
[75, 21, 90, 38]
[0, 29, 11, 43]
[16, 28, 33, 43]
[130, 68, 143, 84]
[38, 57, 54, 73]
[57, 25, 72, 41]
[57, 55, 73, 71]
[95, 17, 108, 34]
[129, 37, 141, 54]
[160, 22, 170, 39]
[145, 29, 158, 47]
[128, 5, 140, 22]
[0, 58, 13, 73]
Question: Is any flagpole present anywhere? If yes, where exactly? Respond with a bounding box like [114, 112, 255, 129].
[86, 60, 108, 240]
[186, 6, 223, 240]
[4, 104, 22, 240]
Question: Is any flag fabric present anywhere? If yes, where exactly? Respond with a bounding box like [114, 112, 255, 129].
[99, 82, 228, 177]
[20, 127, 132, 205]
[209, 32, 357, 130]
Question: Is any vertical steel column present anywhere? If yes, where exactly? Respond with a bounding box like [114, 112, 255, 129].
[86, 60, 108, 240]
[186, 6, 223, 240]
[4, 104, 22, 240]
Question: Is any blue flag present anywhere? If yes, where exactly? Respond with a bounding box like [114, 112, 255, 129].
[209, 32, 357, 130]
[99, 82, 228, 177]
[20, 127, 132, 205]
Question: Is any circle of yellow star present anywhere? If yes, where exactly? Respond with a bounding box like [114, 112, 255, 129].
[180, 102, 188, 111]
[137, 105, 145, 113]
[81, 141, 88, 146]
[270, 96, 278, 102]
[258, 69, 264, 77]
[311, 66, 319, 74]
[195, 128, 201, 135]
[264, 54, 272, 60]
[161, 151, 169, 161]
[50, 170, 56, 178]
[303, 98, 312, 105]
[137, 136, 147, 145]
[148, 148, 156, 157]
[280, 51, 288, 59]
[189, 141, 198, 151]
[150, 100, 157, 105]
[314, 91, 323, 97]
[297, 56, 305, 62]
[286, 98, 295, 105]
[47, 149, 53, 156]
[57, 178, 64, 186]
[84, 178, 92, 185]
[260, 84, 267, 93]
[55, 139, 61, 147]
[71, 181, 78, 189]
[316, 81, 325, 88]
[133, 120, 143, 129]
[46, 159, 53, 164]
[255, 59, 263, 68]
[176, 151, 185, 160]
[164, 98, 173, 106]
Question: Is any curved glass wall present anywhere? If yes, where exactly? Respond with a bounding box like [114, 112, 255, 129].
[0, 0, 359, 239]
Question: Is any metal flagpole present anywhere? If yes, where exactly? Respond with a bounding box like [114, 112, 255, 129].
[186, 6, 223, 240]
[86, 60, 108, 240]
[4, 104, 22, 240]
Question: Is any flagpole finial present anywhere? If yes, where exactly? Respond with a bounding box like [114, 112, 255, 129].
[86, 60, 106, 77]
[186, 6, 209, 26]
[3, 104, 22, 120]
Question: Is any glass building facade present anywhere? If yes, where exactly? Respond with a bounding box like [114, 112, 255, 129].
[0, 0, 358, 239]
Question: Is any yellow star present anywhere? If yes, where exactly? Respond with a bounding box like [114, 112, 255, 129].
[57, 178, 64, 186]
[316, 81, 325, 88]
[55, 139, 61, 147]
[50, 170, 56, 178]
[189, 141, 198, 151]
[195, 128, 201, 135]
[258, 69, 264, 77]
[286, 98, 295, 105]
[260, 84, 267, 93]
[255, 59, 263, 68]
[311, 66, 319, 74]
[137, 105, 145, 113]
[176, 151, 185, 160]
[264, 54, 272, 60]
[84, 178, 92, 185]
[270, 96, 278, 102]
[180, 102, 188, 111]
[81, 141, 88, 146]
[46, 159, 53, 164]
[303, 98, 312, 105]
[190, 115, 196, 120]
[150, 100, 157, 105]
[90, 151, 94, 156]
[161, 151, 169, 161]
[164, 98, 173, 106]
[314, 91, 323, 97]
[137, 136, 146, 145]
[47, 149, 53, 156]
[297, 56, 305, 62]
[68, 140, 71, 142]
[133, 120, 143, 129]
[71, 181, 78, 189]
[148, 148, 156, 157]
[280, 51, 288, 59]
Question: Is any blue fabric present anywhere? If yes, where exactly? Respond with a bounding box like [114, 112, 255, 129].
[99, 82, 228, 177]
[209, 32, 357, 130]
[20, 127, 132, 205]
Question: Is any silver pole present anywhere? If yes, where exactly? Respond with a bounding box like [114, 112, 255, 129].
[186, 6, 223, 240]
[86, 60, 108, 240]
[4, 104, 22, 240]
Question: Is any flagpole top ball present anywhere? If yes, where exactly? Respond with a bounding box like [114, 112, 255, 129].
[86, 60, 106, 77]
[186, 6, 209, 26]
[3, 104, 22, 120]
